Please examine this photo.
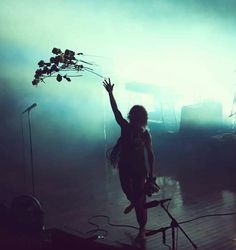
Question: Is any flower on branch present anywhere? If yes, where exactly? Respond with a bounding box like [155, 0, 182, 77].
[52, 48, 62, 55]
[38, 60, 45, 67]
[32, 48, 104, 86]
[63, 75, 71, 82]
[56, 74, 62, 82]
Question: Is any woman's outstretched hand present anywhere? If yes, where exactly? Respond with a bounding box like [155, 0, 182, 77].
[103, 78, 114, 93]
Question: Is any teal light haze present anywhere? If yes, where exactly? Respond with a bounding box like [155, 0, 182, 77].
[0, 0, 236, 173]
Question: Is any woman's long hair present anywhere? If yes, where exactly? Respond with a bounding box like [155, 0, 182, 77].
[107, 105, 148, 168]
[128, 105, 148, 129]
[106, 137, 121, 168]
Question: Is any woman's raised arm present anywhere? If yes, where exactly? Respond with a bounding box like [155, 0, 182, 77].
[103, 78, 127, 127]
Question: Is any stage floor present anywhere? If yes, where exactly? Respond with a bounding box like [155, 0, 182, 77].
[1, 149, 236, 249]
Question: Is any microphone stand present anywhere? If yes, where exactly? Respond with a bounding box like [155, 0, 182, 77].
[146, 202, 197, 250]
[27, 110, 35, 197]
[161, 203, 197, 249]
[21, 106, 36, 197]
[22, 103, 37, 197]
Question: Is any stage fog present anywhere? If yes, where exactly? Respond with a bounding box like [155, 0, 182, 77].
[1, 0, 236, 237]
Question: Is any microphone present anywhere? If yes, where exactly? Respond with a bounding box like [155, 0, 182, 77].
[146, 228, 165, 236]
[144, 199, 171, 209]
[22, 103, 37, 114]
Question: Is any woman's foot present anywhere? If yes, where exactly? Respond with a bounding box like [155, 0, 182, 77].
[123, 203, 134, 214]
[135, 227, 146, 241]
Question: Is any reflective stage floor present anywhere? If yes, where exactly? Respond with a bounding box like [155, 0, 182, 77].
[1, 133, 236, 249]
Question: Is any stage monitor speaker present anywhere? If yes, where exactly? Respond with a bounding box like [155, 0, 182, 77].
[11, 195, 44, 233]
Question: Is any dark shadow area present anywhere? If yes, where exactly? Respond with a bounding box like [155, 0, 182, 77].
[1, 105, 236, 249]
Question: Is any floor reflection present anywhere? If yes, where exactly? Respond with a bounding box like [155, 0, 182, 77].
[1, 130, 236, 249]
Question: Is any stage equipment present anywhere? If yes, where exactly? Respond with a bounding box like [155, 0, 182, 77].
[32, 48, 104, 86]
[180, 101, 222, 133]
[11, 195, 44, 233]
[145, 199, 197, 250]
[22, 103, 37, 196]
[22, 103, 37, 114]
[229, 88, 236, 130]
[125, 82, 178, 132]
[125, 82, 160, 94]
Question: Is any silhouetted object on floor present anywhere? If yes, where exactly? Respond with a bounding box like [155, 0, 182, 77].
[11, 195, 44, 233]
[0, 196, 44, 250]
[145, 201, 197, 250]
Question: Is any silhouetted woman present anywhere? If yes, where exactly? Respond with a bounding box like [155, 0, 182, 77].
[103, 78, 155, 240]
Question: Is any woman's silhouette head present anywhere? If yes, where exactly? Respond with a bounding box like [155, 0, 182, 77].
[128, 105, 148, 128]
